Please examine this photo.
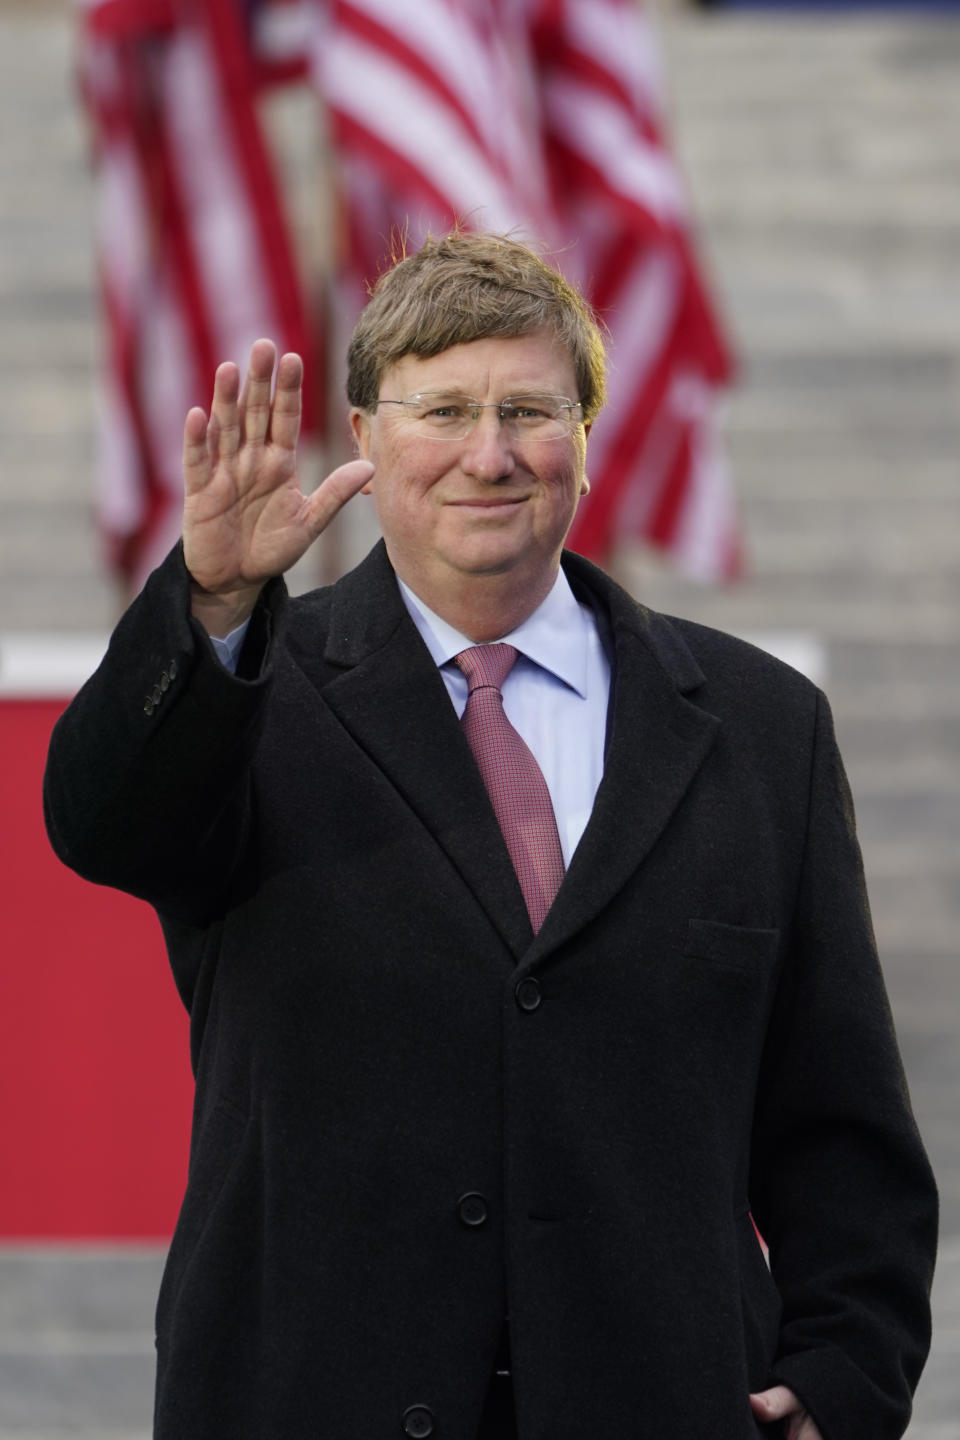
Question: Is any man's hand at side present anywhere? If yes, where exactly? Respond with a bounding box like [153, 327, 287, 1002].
[183, 338, 373, 636]
[750, 1385, 824, 1439]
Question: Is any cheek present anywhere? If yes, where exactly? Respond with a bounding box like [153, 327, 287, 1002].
[369, 465, 433, 531]
[381, 450, 451, 505]
[547, 458, 587, 503]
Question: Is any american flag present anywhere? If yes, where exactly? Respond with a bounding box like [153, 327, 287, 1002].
[80, 0, 737, 586]
[319, 0, 739, 579]
[77, 0, 316, 592]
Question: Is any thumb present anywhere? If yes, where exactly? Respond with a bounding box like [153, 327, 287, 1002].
[749, 1385, 799, 1420]
[302, 459, 375, 537]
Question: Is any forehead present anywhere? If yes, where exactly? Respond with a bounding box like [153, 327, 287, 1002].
[380, 331, 578, 400]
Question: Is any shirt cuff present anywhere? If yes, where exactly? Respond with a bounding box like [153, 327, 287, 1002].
[209, 619, 251, 674]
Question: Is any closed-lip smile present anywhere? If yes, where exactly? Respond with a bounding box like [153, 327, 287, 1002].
[448, 496, 527, 507]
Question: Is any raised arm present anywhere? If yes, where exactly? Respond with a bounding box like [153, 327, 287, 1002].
[183, 338, 372, 636]
[44, 340, 373, 922]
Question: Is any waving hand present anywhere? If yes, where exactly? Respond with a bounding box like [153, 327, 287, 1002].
[183, 339, 372, 635]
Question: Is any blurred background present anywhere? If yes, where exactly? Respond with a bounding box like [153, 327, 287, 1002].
[0, 0, 957, 1435]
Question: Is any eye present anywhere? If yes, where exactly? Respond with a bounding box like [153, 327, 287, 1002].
[502, 398, 555, 424]
[411, 395, 472, 424]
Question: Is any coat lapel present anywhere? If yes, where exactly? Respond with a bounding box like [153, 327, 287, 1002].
[526, 557, 720, 963]
[297, 544, 534, 959]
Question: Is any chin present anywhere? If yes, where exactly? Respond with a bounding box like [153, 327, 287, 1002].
[447, 542, 530, 577]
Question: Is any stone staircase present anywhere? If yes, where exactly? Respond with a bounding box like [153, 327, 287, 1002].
[0, 5, 957, 1435]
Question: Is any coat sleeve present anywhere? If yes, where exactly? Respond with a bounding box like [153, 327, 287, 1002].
[43, 543, 286, 926]
[749, 689, 937, 1440]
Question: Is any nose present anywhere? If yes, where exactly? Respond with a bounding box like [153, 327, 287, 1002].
[458, 409, 516, 481]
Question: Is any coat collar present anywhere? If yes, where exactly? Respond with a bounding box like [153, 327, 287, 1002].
[297, 543, 718, 964]
[314, 544, 534, 956]
[534, 551, 718, 964]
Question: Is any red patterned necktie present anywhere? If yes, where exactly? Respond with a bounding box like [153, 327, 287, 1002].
[455, 644, 565, 932]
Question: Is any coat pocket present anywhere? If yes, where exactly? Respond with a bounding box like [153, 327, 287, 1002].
[685, 919, 780, 978]
[735, 1205, 783, 1391]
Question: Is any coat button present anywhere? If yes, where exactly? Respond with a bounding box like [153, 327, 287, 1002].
[402, 1404, 434, 1437]
[143, 699, 155, 716]
[168, 659, 178, 680]
[151, 684, 163, 705]
[458, 1192, 488, 1227]
[515, 977, 542, 1012]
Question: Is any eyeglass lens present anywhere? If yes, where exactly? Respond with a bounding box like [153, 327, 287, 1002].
[377, 394, 582, 441]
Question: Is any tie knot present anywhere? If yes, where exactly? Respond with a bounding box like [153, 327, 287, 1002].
[455, 643, 518, 695]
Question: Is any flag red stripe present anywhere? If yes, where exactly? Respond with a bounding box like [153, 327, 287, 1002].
[542, 126, 679, 231]
[147, 107, 219, 399]
[333, 1, 493, 163]
[331, 113, 465, 231]
[82, 0, 174, 40]
[99, 272, 176, 586]
[533, 34, 663, 150]
[645, 423, 692, 550]
[567, 342, 675, 557]
[204, 0, 317, 422]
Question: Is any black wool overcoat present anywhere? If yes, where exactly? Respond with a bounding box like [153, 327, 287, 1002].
[43, 542, 937, 1440]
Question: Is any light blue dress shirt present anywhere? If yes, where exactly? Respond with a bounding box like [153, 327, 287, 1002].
[211, 567, 611, 866]
[397, 571, 610, 866]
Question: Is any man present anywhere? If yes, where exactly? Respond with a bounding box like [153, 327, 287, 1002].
[44, 232, 936, 1440]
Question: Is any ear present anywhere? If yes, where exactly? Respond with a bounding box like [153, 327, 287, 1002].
[579, 475, 591, 497]
[349, 408, 375, 491]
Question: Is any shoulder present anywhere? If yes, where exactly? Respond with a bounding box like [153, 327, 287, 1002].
[562, 549, 822, 718]
[282, 540, 410, 674]
[665, 612, 819, 704]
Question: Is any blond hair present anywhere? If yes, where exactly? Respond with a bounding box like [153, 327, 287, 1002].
[346, 230, 606, 420]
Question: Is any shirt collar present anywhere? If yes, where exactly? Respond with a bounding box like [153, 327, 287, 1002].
[397, 567, 590, 699]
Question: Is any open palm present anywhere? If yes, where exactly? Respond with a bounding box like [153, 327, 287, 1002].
[183, 339, 372, 604]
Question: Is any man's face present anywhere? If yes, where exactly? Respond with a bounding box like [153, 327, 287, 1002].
[350, 331, 589, 611]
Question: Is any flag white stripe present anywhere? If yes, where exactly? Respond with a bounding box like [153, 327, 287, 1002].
[93, 135, 150, 541]
[543, 77, 687, 223]
[324, 35, 523, 228]
[583, 248, 680, 476]
[253, 0, 315, 63]
[163, 30, 278, 368]
[563, 0, 667, 117]
[95, 140, 148, 304]
[663, 382, 737, 578]
[334, 0, 507, 153]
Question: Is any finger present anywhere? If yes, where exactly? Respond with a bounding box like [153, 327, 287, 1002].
[268, 351, 304, 452]
[183, 406, 211, 495]
[209, 360, 241, 461]
[301, 459, 374, 538]
[238, 338, 278, 445]
[749, 1386, 802, 1421]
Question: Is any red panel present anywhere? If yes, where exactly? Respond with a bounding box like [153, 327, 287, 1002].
[0, 700, 192, 1238]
